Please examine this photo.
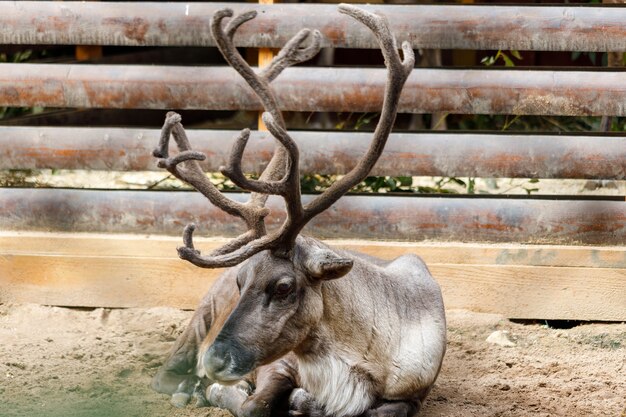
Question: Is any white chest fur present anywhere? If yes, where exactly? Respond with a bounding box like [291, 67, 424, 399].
[297, 354, 374, 417]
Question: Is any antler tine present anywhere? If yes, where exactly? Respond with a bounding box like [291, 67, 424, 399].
[220, 115, 300, 198]
[217, 111, 304, 257]
[155, 113, 270, 261]
[179, 127, 304, 267]
[261, 112, 306, 255]
[211, 9, 284, 126]
[211, 7, 314, 211]
[301, 4, 414, 222]
[178, 229, 277, 268]
[155, 112, 269, 220]
[260, 29, 323, 83]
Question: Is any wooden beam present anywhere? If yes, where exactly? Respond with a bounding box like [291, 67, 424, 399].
[2, 65, 626, 116]
[2, 232, 625, 269]
[1, 127, 625, 180]
[1, 2, 625, 52]
[0, 189, 624, 245]
[1, 233, 624, 320]
[75, 45, 103, 61]
[257, 0, 275, 131]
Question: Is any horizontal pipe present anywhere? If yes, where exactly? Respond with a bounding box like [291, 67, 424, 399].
[0, 188, 624, 245]
[1, 127, 625, 180]
[1, 65, 625, 116]
[0, 2, 625, 51]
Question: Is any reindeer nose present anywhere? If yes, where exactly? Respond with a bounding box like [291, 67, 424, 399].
[204, 342, 231, 376]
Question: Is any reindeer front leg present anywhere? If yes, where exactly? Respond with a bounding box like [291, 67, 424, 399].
[362, 400, 422, 417]
[242, 354, 300, 417]
[208, 354, 300, 417]
[289, 388, 327, 417]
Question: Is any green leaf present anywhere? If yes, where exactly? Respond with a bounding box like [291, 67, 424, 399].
[467, 178, 476, 194]
[480, 55, 496, 66]
[501, 53, 515, 67]
[510, 50, 522, 60]
[450, 177, 466, 187]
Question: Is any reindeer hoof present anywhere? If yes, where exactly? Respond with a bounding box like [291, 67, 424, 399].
[192, 379, 210, 407]
[207, 381, 252, 414]
[171, 392, 191, 408]
[289, 388, 326, 417]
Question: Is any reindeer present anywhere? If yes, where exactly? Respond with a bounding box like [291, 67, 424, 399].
[151, 5, 446, 417]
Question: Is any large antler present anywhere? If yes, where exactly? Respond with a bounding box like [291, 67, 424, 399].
[156, 4, 413, 267]
[154, 8, 320, 267]
[274, 4, 416, 250]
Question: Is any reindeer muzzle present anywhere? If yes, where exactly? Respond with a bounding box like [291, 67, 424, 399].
[202, 338, 255, 383]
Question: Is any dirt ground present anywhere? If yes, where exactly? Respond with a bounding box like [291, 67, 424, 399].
[0, 304, 624, 417]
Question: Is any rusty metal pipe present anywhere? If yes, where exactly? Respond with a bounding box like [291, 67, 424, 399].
[1, 2, 625, 51]
[1, 127, 625, 180]
[1, 65, 625, 116]
[0, 188, 623, 246]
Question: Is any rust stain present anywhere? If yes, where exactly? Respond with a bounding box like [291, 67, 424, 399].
[577, 223, 624, 234]
[32, 18, 46, 33]
[29, 17, 70, 34]
[135, 217, 156, 227]
[103, 17, 149, 42]
[157, 19, 167, 33]
[50, 16, 70, 32]
[322, 23, 347, 46]
[468, 213, 511, 232]
[416, 223, 448, 230]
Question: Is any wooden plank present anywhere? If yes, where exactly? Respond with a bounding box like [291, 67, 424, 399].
[1, 232, 625, 269]
[0, 253, 215, 309]
[0, 189, 624, 245]
[2, 65, 626, 116]
[257, 0, 275, 131]
[1, 127, 625, 179]
[75, 45, 103, 61]
[1, 2, 625, 51]
[1, 251, 623, 320]
[434, 264, 625, 321]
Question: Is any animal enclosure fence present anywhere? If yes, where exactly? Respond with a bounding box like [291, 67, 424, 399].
[0, 1, 624, 321]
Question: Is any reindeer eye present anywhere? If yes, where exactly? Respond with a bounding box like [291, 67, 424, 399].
[274, 281, 293, 297]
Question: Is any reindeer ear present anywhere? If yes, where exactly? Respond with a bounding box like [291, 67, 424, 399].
[304, 248, 354, 280]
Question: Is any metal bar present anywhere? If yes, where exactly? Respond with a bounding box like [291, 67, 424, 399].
[1, 2, 625, 51]
[0, 188, 624, 245]
[1, 127, 625, 180]
[1, 65, 625, 116]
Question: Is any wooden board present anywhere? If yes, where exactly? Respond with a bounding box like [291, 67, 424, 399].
[2, 232, 625, 269]
[0, 232, 624, 321]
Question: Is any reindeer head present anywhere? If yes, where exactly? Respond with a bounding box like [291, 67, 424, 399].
[154, 4, 414, 383]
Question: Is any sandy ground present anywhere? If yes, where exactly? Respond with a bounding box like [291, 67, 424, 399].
[0, 304, 624, 417]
